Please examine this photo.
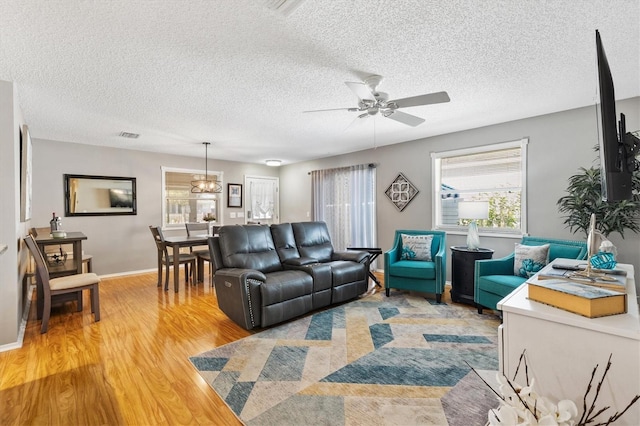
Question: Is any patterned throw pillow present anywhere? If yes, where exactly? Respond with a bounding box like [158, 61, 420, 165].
[400, 234, 433, 261]
[514, 243, 550, 277]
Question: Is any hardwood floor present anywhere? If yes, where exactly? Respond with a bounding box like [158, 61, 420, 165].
[1, 270, 460, 425]
[0, 269, 250, 425]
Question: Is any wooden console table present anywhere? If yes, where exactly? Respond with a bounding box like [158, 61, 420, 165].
[34, 231, 87, 277]
[33, 232, 87, 319]
[498, 259, 639, 424]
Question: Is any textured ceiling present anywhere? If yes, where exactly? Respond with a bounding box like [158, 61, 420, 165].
[0, 0, 639, 165]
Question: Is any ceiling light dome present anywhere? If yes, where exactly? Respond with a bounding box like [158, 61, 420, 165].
[265, 159, 282, 167]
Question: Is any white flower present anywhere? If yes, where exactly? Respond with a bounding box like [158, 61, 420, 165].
[488, 404, 523, 425]
[555, 400, 579, 425]
[490, 373, 578, 426]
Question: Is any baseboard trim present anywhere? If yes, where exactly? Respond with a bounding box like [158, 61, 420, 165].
[0, 284, 34, 353]
[98, 268, 156, 279]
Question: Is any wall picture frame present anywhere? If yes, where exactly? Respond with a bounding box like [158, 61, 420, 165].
[64, 174, 137, 216]
[227, 183, 243, 208]
[384, 172, 419, 212]
[20, 124, 33, 222]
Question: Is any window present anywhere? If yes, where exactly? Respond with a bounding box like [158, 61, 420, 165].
[311, 164, 376, 251]
[245, 176, 279, 224]
[432, 138, 528, 236]
[161, 167, 223, 229]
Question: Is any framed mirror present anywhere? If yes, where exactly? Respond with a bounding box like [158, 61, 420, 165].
[64, 174, 137, 216]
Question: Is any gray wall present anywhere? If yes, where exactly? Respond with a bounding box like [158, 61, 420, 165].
[0, 81, 29, 347]
[280, 98, 640, 280]
[2, 91, 638, 348]
[31, 140, 279, 276]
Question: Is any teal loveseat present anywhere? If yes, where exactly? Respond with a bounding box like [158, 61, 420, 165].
[384, 230, 446, 302]
[474, 236, 588, 313]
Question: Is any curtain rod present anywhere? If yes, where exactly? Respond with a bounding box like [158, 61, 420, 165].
[308, 163, 377, 175]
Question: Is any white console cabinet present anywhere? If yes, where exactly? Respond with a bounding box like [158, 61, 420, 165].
[498, 260, 639, 425]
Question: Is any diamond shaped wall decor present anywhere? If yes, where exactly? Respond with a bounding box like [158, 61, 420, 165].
[385, 172, 419, 212]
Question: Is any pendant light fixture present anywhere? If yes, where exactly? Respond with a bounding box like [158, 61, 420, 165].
[191, 142, 222, 193]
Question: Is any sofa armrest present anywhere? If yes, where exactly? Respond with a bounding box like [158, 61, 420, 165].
[383, 247, 399, 288]
[213, 268, 266, 330]
[283, 257, 319, 267]
[332, 250, 368, 263]
[434, 243, 447, 292]
[385, 246, 400, 264]
[475, 253, 516, 277]
[474, 253, 516, 303]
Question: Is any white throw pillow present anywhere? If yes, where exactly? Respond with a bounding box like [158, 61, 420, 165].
[514, 243, 550, 277]
[400, 234, 433, 261]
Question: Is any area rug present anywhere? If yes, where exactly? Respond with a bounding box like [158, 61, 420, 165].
[190, 291, 501, 425]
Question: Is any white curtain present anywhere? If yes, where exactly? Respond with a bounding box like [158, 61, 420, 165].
[311, 164, 376, 252]
[250, 179, 276, 220]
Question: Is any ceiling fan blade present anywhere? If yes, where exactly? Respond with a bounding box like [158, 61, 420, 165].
[391, 91, 450, 108]
[345, 81, 375, 101]
[303, 107, 359, 113]
[344, 114, 369, 132]
[385, 110, 425, 127]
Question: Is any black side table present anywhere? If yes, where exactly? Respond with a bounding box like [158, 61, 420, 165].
[347, 247, 383, 288]
[450, 246, 494, 306]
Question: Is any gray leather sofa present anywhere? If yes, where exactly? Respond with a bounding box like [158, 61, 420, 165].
[208, 221, 369, 330]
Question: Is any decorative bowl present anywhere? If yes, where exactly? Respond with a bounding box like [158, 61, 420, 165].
[51, 230, 67, 239]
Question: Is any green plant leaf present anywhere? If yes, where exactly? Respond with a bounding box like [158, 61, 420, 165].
[557, 165, 640, 238]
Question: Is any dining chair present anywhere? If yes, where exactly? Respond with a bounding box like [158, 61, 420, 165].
[24, 234, 101, 334]
[149, 226, 196, 290]
[185, 222, 213, 285]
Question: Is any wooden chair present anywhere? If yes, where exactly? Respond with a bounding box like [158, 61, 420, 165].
[24, 234, 101, 334]
[149, 226, 196, 290]
[185, 222, 214, 285]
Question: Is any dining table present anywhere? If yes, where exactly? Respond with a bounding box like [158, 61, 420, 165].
[162, 234, 211, 292]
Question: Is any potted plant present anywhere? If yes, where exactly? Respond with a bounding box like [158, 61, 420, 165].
[202, 213, 216, 222]
[557, 164, 640, 238]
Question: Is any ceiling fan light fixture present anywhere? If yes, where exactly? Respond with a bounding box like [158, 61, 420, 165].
[191, 142, 222, 193]
[265, 159, 282, 167]
[305, 74, 450, 128]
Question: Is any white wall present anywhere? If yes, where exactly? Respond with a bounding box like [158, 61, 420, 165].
[31, 140, 280, 276]
[280, 98, 640, 283]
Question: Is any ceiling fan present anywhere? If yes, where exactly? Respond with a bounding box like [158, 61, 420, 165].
[304, 74, 450, 127]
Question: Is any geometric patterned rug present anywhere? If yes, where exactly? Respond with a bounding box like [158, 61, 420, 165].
[190, 291, 501, 425]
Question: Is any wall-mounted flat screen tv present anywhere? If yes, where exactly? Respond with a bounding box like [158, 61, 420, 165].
[109, 188, 134, 208]
[595, 30, 639, 201]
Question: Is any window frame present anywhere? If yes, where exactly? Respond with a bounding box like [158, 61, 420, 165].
[161, 166, 224, 230]
[431, 138, 528, 237]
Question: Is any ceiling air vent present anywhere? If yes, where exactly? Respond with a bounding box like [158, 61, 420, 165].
[264, 0, 305, 16]
[119, 131, 140, 139]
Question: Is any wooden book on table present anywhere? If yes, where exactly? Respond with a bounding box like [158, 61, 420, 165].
[527, 279, 627, 318]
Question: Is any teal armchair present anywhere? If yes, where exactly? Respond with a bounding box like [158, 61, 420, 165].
[384, 230, 446, 303]
[474, 236, 588, 313]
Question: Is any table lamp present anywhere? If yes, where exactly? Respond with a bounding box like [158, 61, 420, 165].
[458, 201, 489, 250]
